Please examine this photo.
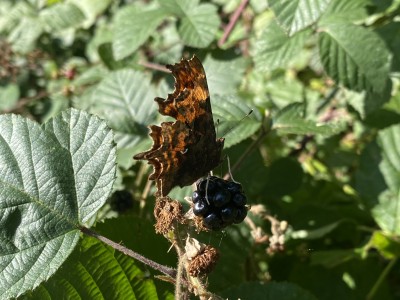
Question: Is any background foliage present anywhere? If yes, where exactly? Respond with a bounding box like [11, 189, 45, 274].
[0, 0, 400, 299]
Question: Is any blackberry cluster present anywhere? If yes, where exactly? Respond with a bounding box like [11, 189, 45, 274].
[192, 176, 247, 230]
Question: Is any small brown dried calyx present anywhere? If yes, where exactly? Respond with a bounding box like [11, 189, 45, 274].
[188, 245, 219, 277]
[154, 197, 184, 234]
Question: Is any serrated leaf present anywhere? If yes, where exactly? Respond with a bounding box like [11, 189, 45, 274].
[90, 70, 157, 152]
[159, 0, 192, 16]
[318, 22, 391, 94]
[212, 95, 261, 148]
[112, 5, 167, 60]
[39, 3, 86, 32]
[0, 109, 116, 298]
[161, 0, 220, 48]
[69, 0, 112, 28]
[0, 2, 35, 33]
[7, 17, 43, 53]
[203, 56, 248, 97]
[320, 0, 369, 23]
[355, 124, 400, 234]
[268, 0, 331, 35]
[273, 103, 343, 135]
[24, 236, 159, 299]
[221, 282, 317, 300]
[253, 21, 310, 71]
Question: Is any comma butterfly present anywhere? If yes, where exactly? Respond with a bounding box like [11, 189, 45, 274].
[134, 56, 224, 196]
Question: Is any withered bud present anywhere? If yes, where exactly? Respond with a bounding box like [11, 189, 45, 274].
[188, 245, 219, 277]
[154, 197, 183, 234]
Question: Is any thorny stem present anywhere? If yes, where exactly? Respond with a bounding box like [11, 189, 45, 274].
[171, 224, 223, 299]
[139, 60, 169, 73]
[172, 226, 189, 300]
[80, 226, 177, 278]
[218, 0, 249, 48]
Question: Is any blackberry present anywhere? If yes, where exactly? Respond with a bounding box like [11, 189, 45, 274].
[203, 213, 224, 230]
[232, 193, 247, 207]
[193, 200, 209, 217]
[197, 176, 218, 194]
[192, 191, 202, 203]
[193, 176, 248, 231]
[212, 189, 231, 207]
[233, 206, 247, 224]
[226, 181, 242, 193]
[221, 205, 237, 223]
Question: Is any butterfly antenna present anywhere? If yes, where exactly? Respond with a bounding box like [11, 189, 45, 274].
[221, 109, 254, 138]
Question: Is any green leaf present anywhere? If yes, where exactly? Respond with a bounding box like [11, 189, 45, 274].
[212, 95, 262, 148]
[355, 124, 400, 234]
[7, 17, 43, 53]
[161, 0, 220, 48]
[253, 21, 310, 71]
[69, 0, 112, 28]
[311, 249, 361, 268]
[370, 231, 400, 259]
[203, 56, 248, 97]
[39, 3, 86, 31]
[179, 3, 220, 48]
[318, 22, 391, 94]
[90, 70, 157, 152]
[221, 282, 317, 300]
[0, 109, 116, 298]
[273, 103, 343, 135]
[320, 0, 369, 23]
[0, 84, 19, 111]
[112, 5, 167, 60]
[268, 0, 331, 35]
[24, 236, 159, 299]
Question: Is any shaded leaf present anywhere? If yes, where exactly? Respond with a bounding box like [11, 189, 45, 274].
[39, 3, 86, 31]
[178, 3, 220, 48]
[203, 55, 248, 97]
[70, 0, 112, 28]
[7, 17, 43, 53]
[311, 249, 361, 268]
[24, 236, 159, 299]
[161, 0, 220, 48]
[355, 124, 400, 234]
[320, 0, 369, 23]
[254, 21, 310, 71]
[269, 0, 331, 35]
[273, 103, 343, 135]
[90, 70, 157, 151]
[0, 109, 116, 298]
[112, 5, 167, 60]
[318, 22, 391, 94]
[212, 94, 262, 148]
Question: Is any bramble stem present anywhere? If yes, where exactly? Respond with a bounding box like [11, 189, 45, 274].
[218, 0, 249, 47]
[80, 226, 177, 278]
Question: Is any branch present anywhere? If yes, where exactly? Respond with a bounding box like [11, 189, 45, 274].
[218, 0, 249, 48]
[80, 226, 177, 278]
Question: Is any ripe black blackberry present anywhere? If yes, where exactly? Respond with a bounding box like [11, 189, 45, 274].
[192, 176, 248, 230]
